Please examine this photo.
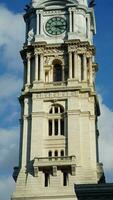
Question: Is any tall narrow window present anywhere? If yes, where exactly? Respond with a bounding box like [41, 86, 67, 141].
[80, 54, 84, 81]
[48, 151, 52, 157]
[38, 55, 40, 80]
[60, 119, 64, 135]
[53, 64, 62, 82]
[87, 57, 90, 82]
[61, 150, 64, 157]
[54, 150, 58, 157]
[55, 106, 58, 113]
[44, 173, 50, 187]
[55, 119, 58, 135]
[63, 172, 68, 186]
[48, 104, 65, 136]
[72, 52, 74, 78]
[72, 11, 74, 32]
[49, 120, 52, 136]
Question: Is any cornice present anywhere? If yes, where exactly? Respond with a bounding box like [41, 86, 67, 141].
[20, 40, 96, 59]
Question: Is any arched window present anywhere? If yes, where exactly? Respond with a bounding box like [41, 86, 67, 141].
[54, 150, 58, 157]
[48, 151, 52, 157]
[48, 104, 64, 136]
[53, 59, 62, 82]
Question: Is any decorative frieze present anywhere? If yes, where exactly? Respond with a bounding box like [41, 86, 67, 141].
[35, 91, 78, 99]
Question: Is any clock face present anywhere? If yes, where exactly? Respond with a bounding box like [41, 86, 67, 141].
[45, 17, 67, 35]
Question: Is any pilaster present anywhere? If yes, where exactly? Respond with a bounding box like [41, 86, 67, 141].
[34, 51, 39, 81]
[21, 98, 29, 168]
[69, 52, 72, 79]
[83, 53, 87, 82]
[26, 53, 31, 86]
[88, 56, 93, 85]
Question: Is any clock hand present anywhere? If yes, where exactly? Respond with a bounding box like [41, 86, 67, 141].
[54, 24, 66, 28]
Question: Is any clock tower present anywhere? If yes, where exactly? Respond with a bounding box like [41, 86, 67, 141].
[12, 0, 104, 199]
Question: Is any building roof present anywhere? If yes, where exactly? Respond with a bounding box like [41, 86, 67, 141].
[75, 184, 113, 199]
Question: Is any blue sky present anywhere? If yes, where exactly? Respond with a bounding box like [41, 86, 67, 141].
[0, 0, 113, 200]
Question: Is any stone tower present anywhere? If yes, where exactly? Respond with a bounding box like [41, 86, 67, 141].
[12, 0, 104, 199]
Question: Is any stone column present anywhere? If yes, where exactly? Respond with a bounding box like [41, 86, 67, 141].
[49, 66, 53, 82]
[62, 65, 65, 82]
[69, 11, 72, 32]
[58, 119, 61, 135]
[36, 11, 39, 35]
[74, 51, 78, 80]
[21, 98, 29, 168]
[19, 118, 23, 167]
[83, 54, 87, 81]
[52, 120, 54, 136]
[87, 16, 90, 40]
[40, 53, 44, 81]
[27, 53, 31, 85]
[35, 52, 39, 81]
[89, 57, 93, 84]
[74, 11, 76, 33]
[40, 13, 43, 35]
[78, 55, 81, 82]
[69, 52, 72, 79]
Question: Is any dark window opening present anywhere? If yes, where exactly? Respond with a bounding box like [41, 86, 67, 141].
[55, 119, 58, 135]
[80, 55, 84, 81]
[55, 106, 58, 113]
[49, 120, 52, 136]
[60, 119, 64, 135]
[49, 108, 52, 114]
[53, 64, 62, 82]
[38, 55, 40, 80]
[63, 172, 68, 186]
[54, 150, 58, 157]
[61, 150, 64, 157]
[72, 12, 74, 32]
[48, 151, 52, 157]
[44, 173, 50, 187]
[72, 52, 74, 78]
[60, 106, 64, 113]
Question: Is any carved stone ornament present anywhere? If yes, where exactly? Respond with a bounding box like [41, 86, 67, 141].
[28, 29, 34, 42]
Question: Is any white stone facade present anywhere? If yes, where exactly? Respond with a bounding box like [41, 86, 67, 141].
[11, 0, 104, 200]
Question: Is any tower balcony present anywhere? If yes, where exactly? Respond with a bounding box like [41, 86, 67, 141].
[33, 156, 76, 177]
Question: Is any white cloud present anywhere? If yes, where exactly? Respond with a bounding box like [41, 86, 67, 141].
[0, 5, 25, 71]
[98, 95, 113, 182]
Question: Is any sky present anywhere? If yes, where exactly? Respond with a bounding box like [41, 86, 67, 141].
[0, 0, 113, 200]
